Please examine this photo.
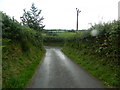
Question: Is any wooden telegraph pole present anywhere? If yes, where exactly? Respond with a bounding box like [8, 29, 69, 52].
[76, 8, 81, 31]
[118, 1, 120, 20]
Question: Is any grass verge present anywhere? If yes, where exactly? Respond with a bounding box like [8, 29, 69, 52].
[62, 47, 120, 88]
[2, 42, 45, 88]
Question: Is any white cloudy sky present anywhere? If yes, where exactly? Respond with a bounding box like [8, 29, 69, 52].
[0, 0, 119, 30]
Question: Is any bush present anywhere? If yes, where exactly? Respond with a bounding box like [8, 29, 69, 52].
[65, 20, 120, 66]
[1, 12, 43, 51]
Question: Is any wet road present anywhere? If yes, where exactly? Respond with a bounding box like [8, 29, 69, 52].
[28, 46, 105, 88]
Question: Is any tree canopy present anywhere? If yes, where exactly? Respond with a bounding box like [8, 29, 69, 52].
[20, 3, 45, 31]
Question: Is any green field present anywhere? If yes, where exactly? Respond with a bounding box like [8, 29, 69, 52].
[56, 32, 76, 37]
[42, 30, 76, 46]
[43, 30, 76, 38]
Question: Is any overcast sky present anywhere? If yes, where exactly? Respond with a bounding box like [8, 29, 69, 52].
[0, 0, 119, 30]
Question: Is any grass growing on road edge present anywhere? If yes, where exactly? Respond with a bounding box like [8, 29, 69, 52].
[2, 12, 45, 88]
[2, 42, 45, 88]
[62, 47, 119, 88]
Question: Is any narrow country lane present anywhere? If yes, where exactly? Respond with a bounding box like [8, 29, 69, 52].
[27, 46, 105, 88]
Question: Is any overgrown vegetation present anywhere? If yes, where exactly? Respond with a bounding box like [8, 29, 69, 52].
[1, 5, 45, 88]
[43, 36, 64, 46]
[62, 20, 120, 88]
[43, 30, 75, 46]
[1, 2, 120, 88]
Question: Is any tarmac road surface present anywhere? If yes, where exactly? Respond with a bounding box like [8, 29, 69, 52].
[27, 46, 105, 88]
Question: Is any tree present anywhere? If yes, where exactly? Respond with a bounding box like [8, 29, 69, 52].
[20, 3, 45, 31]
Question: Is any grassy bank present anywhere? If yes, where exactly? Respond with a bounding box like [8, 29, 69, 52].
[62, 20, 120, 88]
[3, 42, 45, 88]
[2, 12, 45, 88]
[62, 47, 119, 88]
